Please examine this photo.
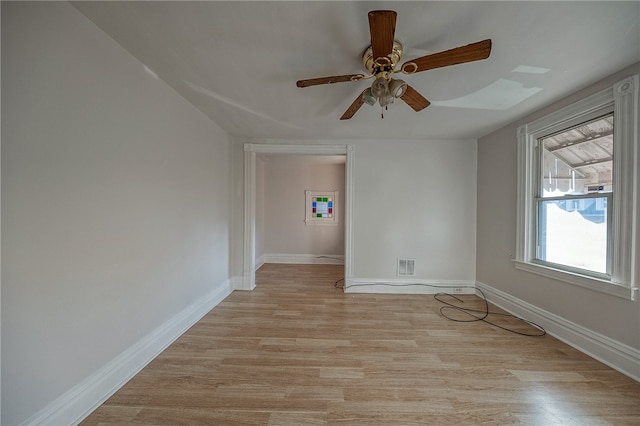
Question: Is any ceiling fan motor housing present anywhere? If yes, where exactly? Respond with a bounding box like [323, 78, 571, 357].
[362, 40, 403, 75]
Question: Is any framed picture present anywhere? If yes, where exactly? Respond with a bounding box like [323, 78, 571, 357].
[305, 190, 339, 226]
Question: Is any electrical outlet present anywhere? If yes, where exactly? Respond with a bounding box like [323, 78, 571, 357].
[453, 287, 463, 293]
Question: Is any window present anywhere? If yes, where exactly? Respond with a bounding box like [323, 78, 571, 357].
[516, 75, 638, 300]
[305, 190, 339, 226]
[537, 113, 613, 276]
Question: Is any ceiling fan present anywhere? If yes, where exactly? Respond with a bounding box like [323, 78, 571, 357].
[296, 10, 492, 120]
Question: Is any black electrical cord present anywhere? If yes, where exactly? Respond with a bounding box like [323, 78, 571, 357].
[434, 288, 546, 337]
[336, 279, 545, 337]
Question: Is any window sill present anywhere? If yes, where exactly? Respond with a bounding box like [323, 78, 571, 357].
[513, 260, 636, 301]
[304, 220, 339, 226]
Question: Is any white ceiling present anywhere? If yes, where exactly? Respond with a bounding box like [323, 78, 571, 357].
[72, 1, 640, 141]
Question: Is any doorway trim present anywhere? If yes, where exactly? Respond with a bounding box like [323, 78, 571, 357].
[242, 143, 354, 290]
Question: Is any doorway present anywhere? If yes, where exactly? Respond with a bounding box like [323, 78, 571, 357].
[242, 143, 354, 290]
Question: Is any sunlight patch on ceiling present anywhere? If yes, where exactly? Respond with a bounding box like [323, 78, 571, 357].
[512, 65, 550, 74]
[432, 78, 542, 110]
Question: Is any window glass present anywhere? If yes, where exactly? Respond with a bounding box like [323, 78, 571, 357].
[540, 113, 614, 197]
[537, 197, 608, 273]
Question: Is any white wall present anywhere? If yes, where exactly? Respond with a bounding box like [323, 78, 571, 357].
[351, 139, 477, 282]
[1, 3, 231, 424]
[233, 138, 477, 288]
[476, 63, 640, 351]
[262, 157, 345, 260]
[229, 140, 247, 286]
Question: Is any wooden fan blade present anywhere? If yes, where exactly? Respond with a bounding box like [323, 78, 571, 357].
[296, 74, 364, 88]
[340, 90, 367, 120]
[400, 85, 431, 112]
[402, 39, 492, 73]
[368, 10, 397, 60]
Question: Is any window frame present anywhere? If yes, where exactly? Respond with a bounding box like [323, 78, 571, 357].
[515, 75, 638, 300]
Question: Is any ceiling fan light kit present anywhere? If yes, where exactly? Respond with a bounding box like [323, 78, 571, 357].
[296, 10, 492, 120]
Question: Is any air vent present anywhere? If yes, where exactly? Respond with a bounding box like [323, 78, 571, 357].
[397, 258, 415, 276]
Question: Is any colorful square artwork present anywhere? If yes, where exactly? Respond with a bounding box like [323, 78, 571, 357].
[305, 190, 338, 225]
[312, 196, 333, 218]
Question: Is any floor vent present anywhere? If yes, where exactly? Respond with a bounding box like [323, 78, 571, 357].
[397, 258, 416, 276]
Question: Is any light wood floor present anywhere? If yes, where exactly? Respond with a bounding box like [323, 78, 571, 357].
[82, 264, 640, 425]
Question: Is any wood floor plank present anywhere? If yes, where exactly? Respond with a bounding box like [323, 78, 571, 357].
[81, 264, 640, 425]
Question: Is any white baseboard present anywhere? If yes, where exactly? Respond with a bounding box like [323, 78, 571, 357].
[21, 280, 233, 426]
[345, 277, 476, 294]
[476, 280, 640, 382]
[262, 253, 345, 265]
